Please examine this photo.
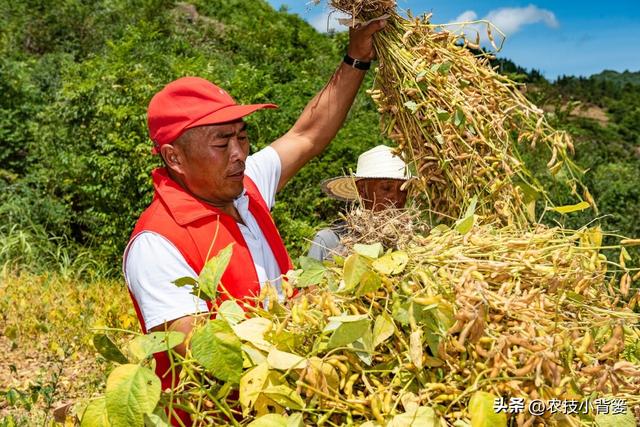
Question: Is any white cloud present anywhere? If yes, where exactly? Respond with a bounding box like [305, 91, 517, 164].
[309, 9, 351, 33]
[449, 4, 559, 45]
[454, 10, 479, 23]
[485, 5, 559, 35]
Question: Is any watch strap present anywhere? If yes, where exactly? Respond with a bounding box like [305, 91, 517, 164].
[343, 54, 371, 71]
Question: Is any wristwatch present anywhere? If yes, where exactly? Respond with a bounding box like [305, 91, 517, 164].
[343, 54, 371, 71]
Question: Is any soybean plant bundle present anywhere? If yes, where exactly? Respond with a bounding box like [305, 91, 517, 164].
[258, 224, 639, 427]
[85, 225, 640, 427]
[332, 0, 586, 226]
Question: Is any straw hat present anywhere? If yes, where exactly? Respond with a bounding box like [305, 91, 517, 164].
[322, 145, 412, 201]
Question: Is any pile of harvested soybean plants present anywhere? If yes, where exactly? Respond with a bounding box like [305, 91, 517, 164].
[336, 0, 587, 226]
[77, 1, 640, 426]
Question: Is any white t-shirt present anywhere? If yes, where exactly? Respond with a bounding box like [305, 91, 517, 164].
[124, 146, 283, 330]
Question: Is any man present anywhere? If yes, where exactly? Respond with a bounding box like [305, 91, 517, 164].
[123, 19, 386, 392]
[308, 144, 412, 261]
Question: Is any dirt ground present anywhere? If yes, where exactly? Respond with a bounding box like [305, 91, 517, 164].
[0, 335, 108, 425]
[570, 104, 609, 124]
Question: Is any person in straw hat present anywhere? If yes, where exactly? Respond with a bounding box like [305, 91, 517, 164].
[308, 145, 412, 261]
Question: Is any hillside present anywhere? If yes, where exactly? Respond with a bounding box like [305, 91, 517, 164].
[591, 69, 640, 86]
[0, 0, 385, 273]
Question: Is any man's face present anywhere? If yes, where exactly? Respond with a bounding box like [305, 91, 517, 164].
[168, 120, 249, 205]
[356, 178, 408, 211]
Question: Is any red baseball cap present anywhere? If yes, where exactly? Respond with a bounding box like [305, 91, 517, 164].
[147, 76, 277, 154]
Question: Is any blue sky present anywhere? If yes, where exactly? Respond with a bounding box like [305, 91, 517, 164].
[267, 1, 640, 80]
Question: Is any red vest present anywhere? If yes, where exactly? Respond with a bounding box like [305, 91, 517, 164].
[125, 167, 293, 391]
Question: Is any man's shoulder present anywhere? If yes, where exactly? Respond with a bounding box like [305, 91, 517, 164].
[125, 231, 175, 263]
[312, 227, 344, 253]
[314, 227, 340, 242]
[308, 225, 346, 261]
[244, 146, 281, 210]
[245, 146, 280, 178]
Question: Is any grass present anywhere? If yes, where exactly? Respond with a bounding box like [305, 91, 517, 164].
[0, 271, 136, 425]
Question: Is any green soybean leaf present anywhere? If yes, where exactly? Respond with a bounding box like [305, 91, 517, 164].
[436, 109, 450, 121]
[425, 327, 443, 358]
[247, 414, 288, 427]
[515, 181, 540, 204]
[431, 224, 450, 234]
[469, 391, 507, 427]
[353, 326, 374, 366]
[262, 385, 305, 410]
[566, 291, 585, 303]
[327, 318, 370, 349]
[548, 201, 590, 214]
[144, 412, 169, 427]
[105, 364, 160, 427]
[343, 253, 370, 291]
[128, 331, 185, 362]
[198, 244, 233, 301]
[455, 195, 477, 235]
[267, 348, 307, 371]
[392, 299, 410, 326]
[453, 107, 466, 127]
[239, 363, 272, 412]
[438, 61, 452, 74]
[191, 319, 243, 383]
[372, 251, 408, 275]
[93, 334, 128, 364]
[172, 276, 197, 288]
[404, 101, 418, 113]
[297, 256, 326, 287]
[233, 318, 273, 351]
[81, 397, 110, 427]
[373, 314, 395, 348]
[286, 413, 304, 427]
[218, 300, 245, 326]
[242, 343, 267, 366]
[389, 405, 440, 427]
[463, 195, 478, 218]
[355, 270, 382, 296]
[455, 215, 475, 234]
[353, 243, 383, 259]
[327, 314, 369, 323]
[594, 409, 636, 427]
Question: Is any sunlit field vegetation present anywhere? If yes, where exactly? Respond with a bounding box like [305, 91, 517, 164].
[1, 0, 639, 424]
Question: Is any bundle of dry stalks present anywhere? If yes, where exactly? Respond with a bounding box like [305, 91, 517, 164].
[83, 224, 640, 426]
[340, 207, 430, 249]
[248, 222, 640, 426]
[332, 0, 587, 227]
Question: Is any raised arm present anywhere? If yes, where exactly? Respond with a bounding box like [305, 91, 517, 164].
[271, 19, 386, 191]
